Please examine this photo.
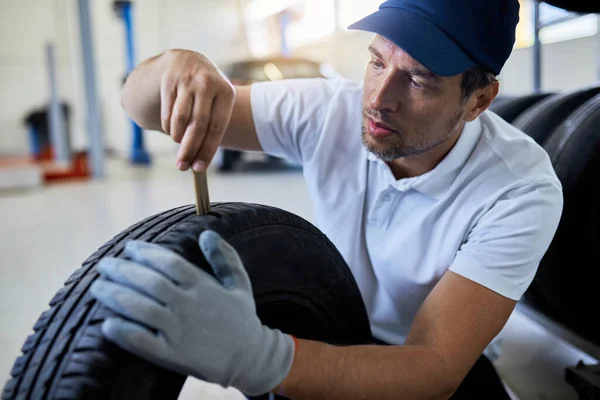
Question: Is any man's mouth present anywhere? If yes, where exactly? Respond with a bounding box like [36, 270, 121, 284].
[367, 117, 397, 138]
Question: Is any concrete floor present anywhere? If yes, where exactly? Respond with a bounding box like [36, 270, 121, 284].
[0, 155, 597, 399]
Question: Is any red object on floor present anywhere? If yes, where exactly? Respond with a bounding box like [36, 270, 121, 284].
[42, 151, 91, 182]
[35, 145, 54, 162]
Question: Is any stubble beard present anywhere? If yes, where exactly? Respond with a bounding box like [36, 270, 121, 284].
[361, 108, 464, 162]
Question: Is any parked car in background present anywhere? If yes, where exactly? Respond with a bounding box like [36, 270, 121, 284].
[215, 56, 339, 172]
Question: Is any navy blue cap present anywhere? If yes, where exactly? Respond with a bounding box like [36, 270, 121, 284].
[348, 0, 520, 77]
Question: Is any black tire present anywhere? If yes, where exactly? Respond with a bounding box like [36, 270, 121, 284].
[2, 203, 372, 400]
[489, 93, 554, 124]
[489, 95, 518, 110]
[523, 94, 600, 347]
[512, 86, 600, 145]
[541, 0, 600, 13]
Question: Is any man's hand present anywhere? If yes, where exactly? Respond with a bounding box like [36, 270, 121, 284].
[122, 50, 236, 172]
[89, 231, 295, 396]
[121, 50, 262, 170]
[159, 50, 236, 172]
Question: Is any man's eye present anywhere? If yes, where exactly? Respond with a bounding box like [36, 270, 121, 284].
[370, 58, 384, 69]
[410, 78, 424, 89]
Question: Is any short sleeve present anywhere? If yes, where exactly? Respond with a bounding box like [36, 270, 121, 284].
[250, 78, 340, 165]
[449, 179, 564, 300]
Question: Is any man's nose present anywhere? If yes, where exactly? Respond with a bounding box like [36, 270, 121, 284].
[370, 72, 400, 113]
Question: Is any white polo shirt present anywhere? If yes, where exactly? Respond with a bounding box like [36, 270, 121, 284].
[251, 77, 563, 345]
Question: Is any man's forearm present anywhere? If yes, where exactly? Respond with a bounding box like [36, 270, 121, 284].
[121, 53, 166, 131]
[274, 339, 457, 400]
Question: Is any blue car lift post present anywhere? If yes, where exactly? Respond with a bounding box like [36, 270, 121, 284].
[113, 0, 151, 165]
[77, 0, 105, 178]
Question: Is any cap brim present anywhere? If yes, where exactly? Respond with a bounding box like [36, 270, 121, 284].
[348, 8, 474, 77]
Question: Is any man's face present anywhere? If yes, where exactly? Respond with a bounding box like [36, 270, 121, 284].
[362, 35, 468, 162]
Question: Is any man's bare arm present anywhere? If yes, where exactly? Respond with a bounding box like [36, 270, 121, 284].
[275, 271, 516, 400]
[120, 53, 163, 132]
[121, 50, 261, 171]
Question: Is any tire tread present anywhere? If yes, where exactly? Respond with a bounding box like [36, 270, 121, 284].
[3, 203, 369, 400]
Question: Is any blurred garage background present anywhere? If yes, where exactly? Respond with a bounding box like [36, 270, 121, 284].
[1, 1, 600, 399]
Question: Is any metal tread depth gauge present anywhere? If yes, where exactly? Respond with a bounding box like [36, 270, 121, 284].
[193, 171, 210, 215]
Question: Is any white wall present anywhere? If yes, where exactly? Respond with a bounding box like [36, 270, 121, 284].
[292, 30, 373, 80]
[0, 0, 62, 156]
[500, 35, 600, 95]
[0, 0, 250, 157]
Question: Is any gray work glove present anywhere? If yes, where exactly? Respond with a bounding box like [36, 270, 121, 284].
[89, 231, 296, 396]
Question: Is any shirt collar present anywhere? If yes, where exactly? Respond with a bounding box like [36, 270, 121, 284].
[367, 117, 483, 200]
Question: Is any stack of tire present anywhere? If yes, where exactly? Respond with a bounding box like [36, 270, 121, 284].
[489, 86, 600, 356]
[470, 2, 600, 397]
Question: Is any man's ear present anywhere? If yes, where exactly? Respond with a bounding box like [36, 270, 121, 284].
[463, 81, 500, 122]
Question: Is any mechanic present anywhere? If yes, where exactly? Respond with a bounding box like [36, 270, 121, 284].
[90, 0, 564, 398]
